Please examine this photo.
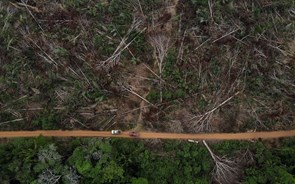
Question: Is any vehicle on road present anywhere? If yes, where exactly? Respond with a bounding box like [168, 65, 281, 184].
[128, 131, 139, 137]
[111, 130, 121, 135]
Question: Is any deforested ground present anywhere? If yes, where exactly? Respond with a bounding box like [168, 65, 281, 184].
[0, 1, 295, 183]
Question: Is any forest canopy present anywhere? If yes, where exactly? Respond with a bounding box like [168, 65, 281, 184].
[1, 137, 295, 184]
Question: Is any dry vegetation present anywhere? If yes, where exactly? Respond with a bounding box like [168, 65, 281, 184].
[0, 1, 295, 183]
[0, 0, 294, 134]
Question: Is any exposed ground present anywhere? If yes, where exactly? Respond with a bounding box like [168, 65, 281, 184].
[0, 0, 294, 134]
[1, 130, 295, 140]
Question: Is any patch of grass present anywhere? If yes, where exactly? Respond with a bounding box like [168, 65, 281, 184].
[83, 89, 107, 103]
[197, 98, 208, 111]
[32, 111, 60, 130]
[163, 49, 199, 96]
[147, 88, 186, 103]
[93, 34, 116, 56]
[146, 90, 159, 103]
[53, 47, 69, 58]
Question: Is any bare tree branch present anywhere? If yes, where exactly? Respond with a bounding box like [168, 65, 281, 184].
[203, 140, 239, 184]
[118, 83, 155, 107]
[99, 16, 145, 71]
[187, 91, 240, 132]
[148, 33, 170, 102]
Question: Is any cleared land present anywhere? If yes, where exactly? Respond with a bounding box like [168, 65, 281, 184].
[1, 0, 294, 134]
[1, 129, 295, 140]
[0, 1, 294, 183]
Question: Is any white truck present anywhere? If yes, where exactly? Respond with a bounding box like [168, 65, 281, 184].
[111, 130, 121, 135]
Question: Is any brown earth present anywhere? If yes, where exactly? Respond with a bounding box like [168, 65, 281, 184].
[1, 130, 295, 140]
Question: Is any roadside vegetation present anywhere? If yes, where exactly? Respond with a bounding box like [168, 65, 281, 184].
[0, 0, 294, 183]
[1, 137, 295, 184]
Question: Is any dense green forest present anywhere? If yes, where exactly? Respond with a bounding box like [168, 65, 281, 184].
[1, 138, 295, 184]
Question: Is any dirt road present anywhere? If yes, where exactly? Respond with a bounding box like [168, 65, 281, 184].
[0, 130, 295, 140]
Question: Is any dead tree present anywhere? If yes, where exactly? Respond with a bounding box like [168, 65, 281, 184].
[63, 167, 80, 184]
[203, 140, 239, 184]
[187, 112, 214, 132]
[148, 33, 170, 77]
[187, 92, 240, 132]
[38, 169, 61, 184]
[148, 33, 170, 102]
[121, 0, 144, 15]
[38, 144, 62, 163]
[99, 16, 145, 71]
[238, 148, 255, 167]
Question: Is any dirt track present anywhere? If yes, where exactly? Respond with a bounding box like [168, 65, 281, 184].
[0, 130, 295, 140]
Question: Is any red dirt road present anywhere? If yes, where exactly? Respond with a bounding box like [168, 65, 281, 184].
[0, 130, 295, 140]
